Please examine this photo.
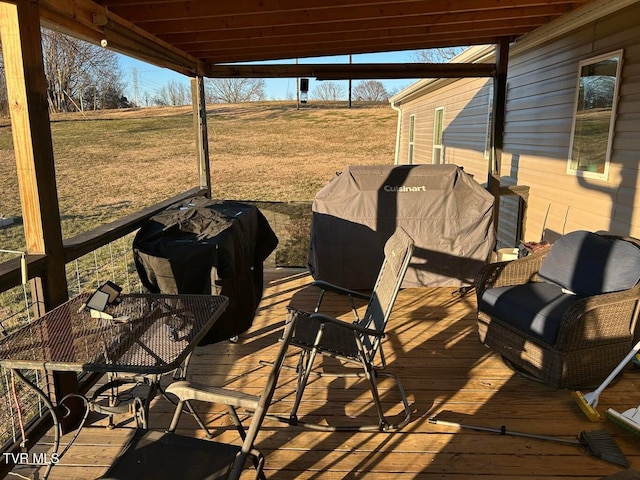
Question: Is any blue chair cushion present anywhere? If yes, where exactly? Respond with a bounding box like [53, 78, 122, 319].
[479, 282, 584, 344]
[538, 231, 640, 297]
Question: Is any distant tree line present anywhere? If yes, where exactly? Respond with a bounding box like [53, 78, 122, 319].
[1, 40, 463, 115]
[310, 80, 390, 102]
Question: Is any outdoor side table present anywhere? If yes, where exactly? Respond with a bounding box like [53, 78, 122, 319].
[0, 293, 228, 479]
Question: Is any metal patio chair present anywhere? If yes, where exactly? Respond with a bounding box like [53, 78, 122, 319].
[101, 316, 297, 480]
[284, 226, 414, 431]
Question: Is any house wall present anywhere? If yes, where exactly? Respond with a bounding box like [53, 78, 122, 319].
[396, 77, 492, 176]
[394, 2, 640, 243]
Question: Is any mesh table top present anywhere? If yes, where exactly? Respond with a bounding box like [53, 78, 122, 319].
[0, 293, 228, 374]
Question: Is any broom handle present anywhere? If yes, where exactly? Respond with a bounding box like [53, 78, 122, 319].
[592, 338, 640, 397]
[429, 418, 578, 445]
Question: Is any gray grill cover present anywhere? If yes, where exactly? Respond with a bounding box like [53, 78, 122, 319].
[308, 164, 495, 288]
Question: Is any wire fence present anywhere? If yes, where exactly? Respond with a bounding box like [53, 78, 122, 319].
[0, 201, 313, 451]
[0, 231, 142, 449]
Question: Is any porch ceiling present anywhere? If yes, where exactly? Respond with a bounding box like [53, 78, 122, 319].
[37, 0, 590, 78]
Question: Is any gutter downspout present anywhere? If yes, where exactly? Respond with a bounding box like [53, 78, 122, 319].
[390, 100, 402, 165]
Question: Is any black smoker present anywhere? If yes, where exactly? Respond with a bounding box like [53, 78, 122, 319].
[133, 197, 278, 345]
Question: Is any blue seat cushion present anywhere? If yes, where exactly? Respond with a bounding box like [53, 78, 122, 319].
[479, 282, 584, 345]
[538, 231, 640, 297]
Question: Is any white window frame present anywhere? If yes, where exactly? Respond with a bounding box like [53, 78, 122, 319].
[566, 49, 623, 181]
[484, 83, 494, 161]
[408, 114, 416, 164]
[432, 107, 445, 164]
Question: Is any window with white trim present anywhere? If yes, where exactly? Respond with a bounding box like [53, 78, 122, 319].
[484, 83, 494, 161]
[432, 107, 444, 164]
[408, 114, 415, 164]
[567, 50, 623, 180]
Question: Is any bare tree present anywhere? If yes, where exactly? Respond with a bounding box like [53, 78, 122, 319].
[353, 80, 388, 101]
[154, 80, 190, 106]
[312, 81, 345, 101]
[205, 78, 266, 103]
[412, 47, 465, 63]
[41, 29, 127, 112]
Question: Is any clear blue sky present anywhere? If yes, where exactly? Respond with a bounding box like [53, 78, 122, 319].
[118, 50, 420, 104]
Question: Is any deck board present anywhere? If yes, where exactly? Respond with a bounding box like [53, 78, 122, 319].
[10, 267, 640, 479]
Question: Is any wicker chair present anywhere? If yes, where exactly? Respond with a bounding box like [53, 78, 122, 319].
[476, 230, 640, 389]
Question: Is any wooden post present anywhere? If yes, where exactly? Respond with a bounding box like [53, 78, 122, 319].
[0, 0, 78, 429]
[488, 38, 510, 234]
[191, 76, 211, 196]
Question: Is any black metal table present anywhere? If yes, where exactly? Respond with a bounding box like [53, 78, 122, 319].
[0, 293, 228, 478]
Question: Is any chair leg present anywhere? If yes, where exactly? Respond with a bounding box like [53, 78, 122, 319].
[289, 348, 319, 424]
[362, 364, 388, 430]
[166, 399, 185, 433]
[375, 371, 412, 431]
[227, 406, 267, 480]
[167, 398, 214, 438]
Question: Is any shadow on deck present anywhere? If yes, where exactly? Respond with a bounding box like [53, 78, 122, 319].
[12, 268, 640, 479]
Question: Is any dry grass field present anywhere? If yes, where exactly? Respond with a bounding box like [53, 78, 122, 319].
[0, 101, 397, 255]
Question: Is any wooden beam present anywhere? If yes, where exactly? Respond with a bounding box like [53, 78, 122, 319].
[169, 15, 552, 53]
[122, 0, 581, 29]
[101, 18, 199, 75]
[0, 0, 79, 431]
[198, 33, 514, 64]
[206, 63, 496, 80]
[488, 37, 510, 235]
[0, 255, 48, 294]
[162, 5, 573, 44]
[191, 78, 211, 193]
[63, 187, 208, 262]
[38, 0, 199, 76]
[0, 0, 68, 310]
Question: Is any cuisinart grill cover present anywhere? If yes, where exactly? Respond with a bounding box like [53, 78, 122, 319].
[308, 164, 495, 289]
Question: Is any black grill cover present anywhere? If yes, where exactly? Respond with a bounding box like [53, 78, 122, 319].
[308, 164, 495, 289]
[133, 197, 278, 345]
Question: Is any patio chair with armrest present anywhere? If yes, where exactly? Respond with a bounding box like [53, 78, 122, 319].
[476, 230, 640, 389]
[101, 315, 297, 480]
[283, 226, 415, 432]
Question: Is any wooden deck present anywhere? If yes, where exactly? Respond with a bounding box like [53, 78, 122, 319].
[11, 268, 640, 479]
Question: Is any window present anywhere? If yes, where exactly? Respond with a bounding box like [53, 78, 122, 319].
[484, 83, 494, 161]
[567, 50, 622, 180]
[408, 114, 415, 164]
[432, 107, 444, 164]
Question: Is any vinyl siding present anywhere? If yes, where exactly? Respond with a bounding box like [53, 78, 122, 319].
[394, 2, 640, 244]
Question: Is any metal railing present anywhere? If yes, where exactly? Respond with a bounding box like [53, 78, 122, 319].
[0, 192, 314, 463]
[0, 188, 206, 469]
[0, 232, 144, 449]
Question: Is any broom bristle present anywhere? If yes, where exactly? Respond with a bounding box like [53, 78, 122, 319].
[578, 429, 628, 468]
[572, 390, 600, 422]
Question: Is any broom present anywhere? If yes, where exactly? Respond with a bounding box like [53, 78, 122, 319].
[606, 405, 640, 438]
[428, 416, 629, 467]
[572, 338, 640, 422]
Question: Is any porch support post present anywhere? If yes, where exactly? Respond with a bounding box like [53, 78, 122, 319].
[488, 37, 510, 233]
[0, 0, 78, 427]
[191, 76, 211, 196]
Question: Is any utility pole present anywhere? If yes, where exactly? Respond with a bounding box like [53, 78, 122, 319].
[296, 58, 300, 110]
[132, 67, 139, 107]
[348, 54, 352, 108]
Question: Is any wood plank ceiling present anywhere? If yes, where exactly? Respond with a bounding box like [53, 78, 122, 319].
[37, 0, 590, 78]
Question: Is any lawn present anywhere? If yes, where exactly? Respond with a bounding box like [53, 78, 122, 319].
[0, 101, 397, 255]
